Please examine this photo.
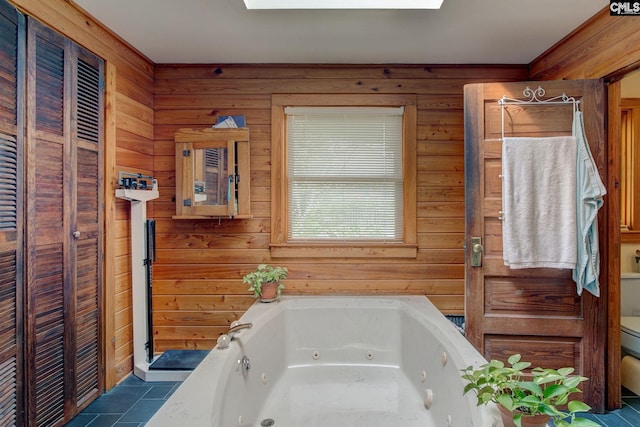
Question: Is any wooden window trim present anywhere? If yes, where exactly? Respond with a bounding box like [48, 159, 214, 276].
[270, 94, 417, 258]
[621, 98, 640, 241]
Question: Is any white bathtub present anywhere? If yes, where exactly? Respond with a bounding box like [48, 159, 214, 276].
[147, 296, 501, 427]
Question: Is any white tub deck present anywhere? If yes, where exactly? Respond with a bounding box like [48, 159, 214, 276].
[147, 296, 501, 427]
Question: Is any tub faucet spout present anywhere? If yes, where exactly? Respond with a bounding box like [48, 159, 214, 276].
[216, 322, 253, 350]
[227, 322, 253, 336]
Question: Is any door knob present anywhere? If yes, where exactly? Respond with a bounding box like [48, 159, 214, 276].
[471, 237, 483, 267]
[72, 231, 80, 239]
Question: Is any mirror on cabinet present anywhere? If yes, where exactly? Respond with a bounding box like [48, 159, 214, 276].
[192, 146, 229, 206]
[174, 128, 250, 219]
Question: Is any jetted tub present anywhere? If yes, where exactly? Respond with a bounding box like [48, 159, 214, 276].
[147, 296, 501, 427]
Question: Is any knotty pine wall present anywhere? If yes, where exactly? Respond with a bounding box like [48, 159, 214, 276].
[531, 7, 640, 81]
[151, 65, 528, 351]
[10, 0, 154, 387]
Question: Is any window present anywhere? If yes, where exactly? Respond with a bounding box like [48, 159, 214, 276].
[271, 94, 417, 258]
[287, 106, 403, 240]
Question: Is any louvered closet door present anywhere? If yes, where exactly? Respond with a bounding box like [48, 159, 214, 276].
[0, 2, 23, 426]
[71, 45, 103, 412]
[25, 18, 103, 426]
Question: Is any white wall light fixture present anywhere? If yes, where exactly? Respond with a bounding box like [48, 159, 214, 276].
[243, 0, 444, 9]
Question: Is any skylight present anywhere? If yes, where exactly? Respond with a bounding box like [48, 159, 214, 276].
[243, 0, 444, 9]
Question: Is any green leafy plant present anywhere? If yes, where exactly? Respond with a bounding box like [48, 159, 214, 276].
[242, 264, 288, 298]
[461, 354, 600, 427]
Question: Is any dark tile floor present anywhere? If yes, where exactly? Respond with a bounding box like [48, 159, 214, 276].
[574, 389, 640, 427]
[64, 378, 640, 427]
[63, 375, 181, 427]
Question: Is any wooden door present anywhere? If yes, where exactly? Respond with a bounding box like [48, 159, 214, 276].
[25, 18, 103, 426]
[71, 40, 104, 413]
[464, 79, 607, 411]
[0, 1, 23, 425]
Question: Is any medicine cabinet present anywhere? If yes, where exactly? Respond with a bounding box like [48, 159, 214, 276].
[174, 128, 251, 219]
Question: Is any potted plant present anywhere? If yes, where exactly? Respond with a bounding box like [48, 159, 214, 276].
[242, 264, 288, 302]
[461, 354, 600, 427]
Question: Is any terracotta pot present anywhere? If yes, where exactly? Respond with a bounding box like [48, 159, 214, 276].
[259, 281, 279, 302]
[498, 404, 551, 427]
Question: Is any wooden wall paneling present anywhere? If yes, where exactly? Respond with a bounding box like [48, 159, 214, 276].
[114, 292, 133, 367]
[154, 64, 529, 81]
[116, 92, 154, 126]
[531, 7, 640, 80]
[103, 60, 117, 392]
[155, 78, 502, 97]
[151, 64, 528, 349]
[117, 128, 154, 156]
[114, 64, 153, 107]
[113, 312, 132, 373]
[419, 167, 464, 308]
[116, 108, 153, 140]
[153, 339, 218, 353]
[114, 301, 132, 332]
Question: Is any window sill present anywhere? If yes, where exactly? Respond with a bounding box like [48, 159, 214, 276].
[622, 231, 640, 244]
[270, 243, 418, 258]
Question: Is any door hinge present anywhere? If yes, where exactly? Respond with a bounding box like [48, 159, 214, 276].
[183, 149, 190, 157]
[183, 199, 191, 206]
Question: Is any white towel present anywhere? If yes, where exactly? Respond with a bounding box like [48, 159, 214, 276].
[502, 136, 577, 269]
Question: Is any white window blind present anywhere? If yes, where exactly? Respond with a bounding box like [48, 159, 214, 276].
[285, 106, 404, 241]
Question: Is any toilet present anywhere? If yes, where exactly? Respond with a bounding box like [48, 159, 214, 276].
[622, 316, 640, 359]
[620, 273, 640, 394]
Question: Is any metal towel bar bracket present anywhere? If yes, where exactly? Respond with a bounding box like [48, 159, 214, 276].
[498, 85, 580, 140]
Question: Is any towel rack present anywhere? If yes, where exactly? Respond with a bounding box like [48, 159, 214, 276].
[498, 86, 580, 140]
